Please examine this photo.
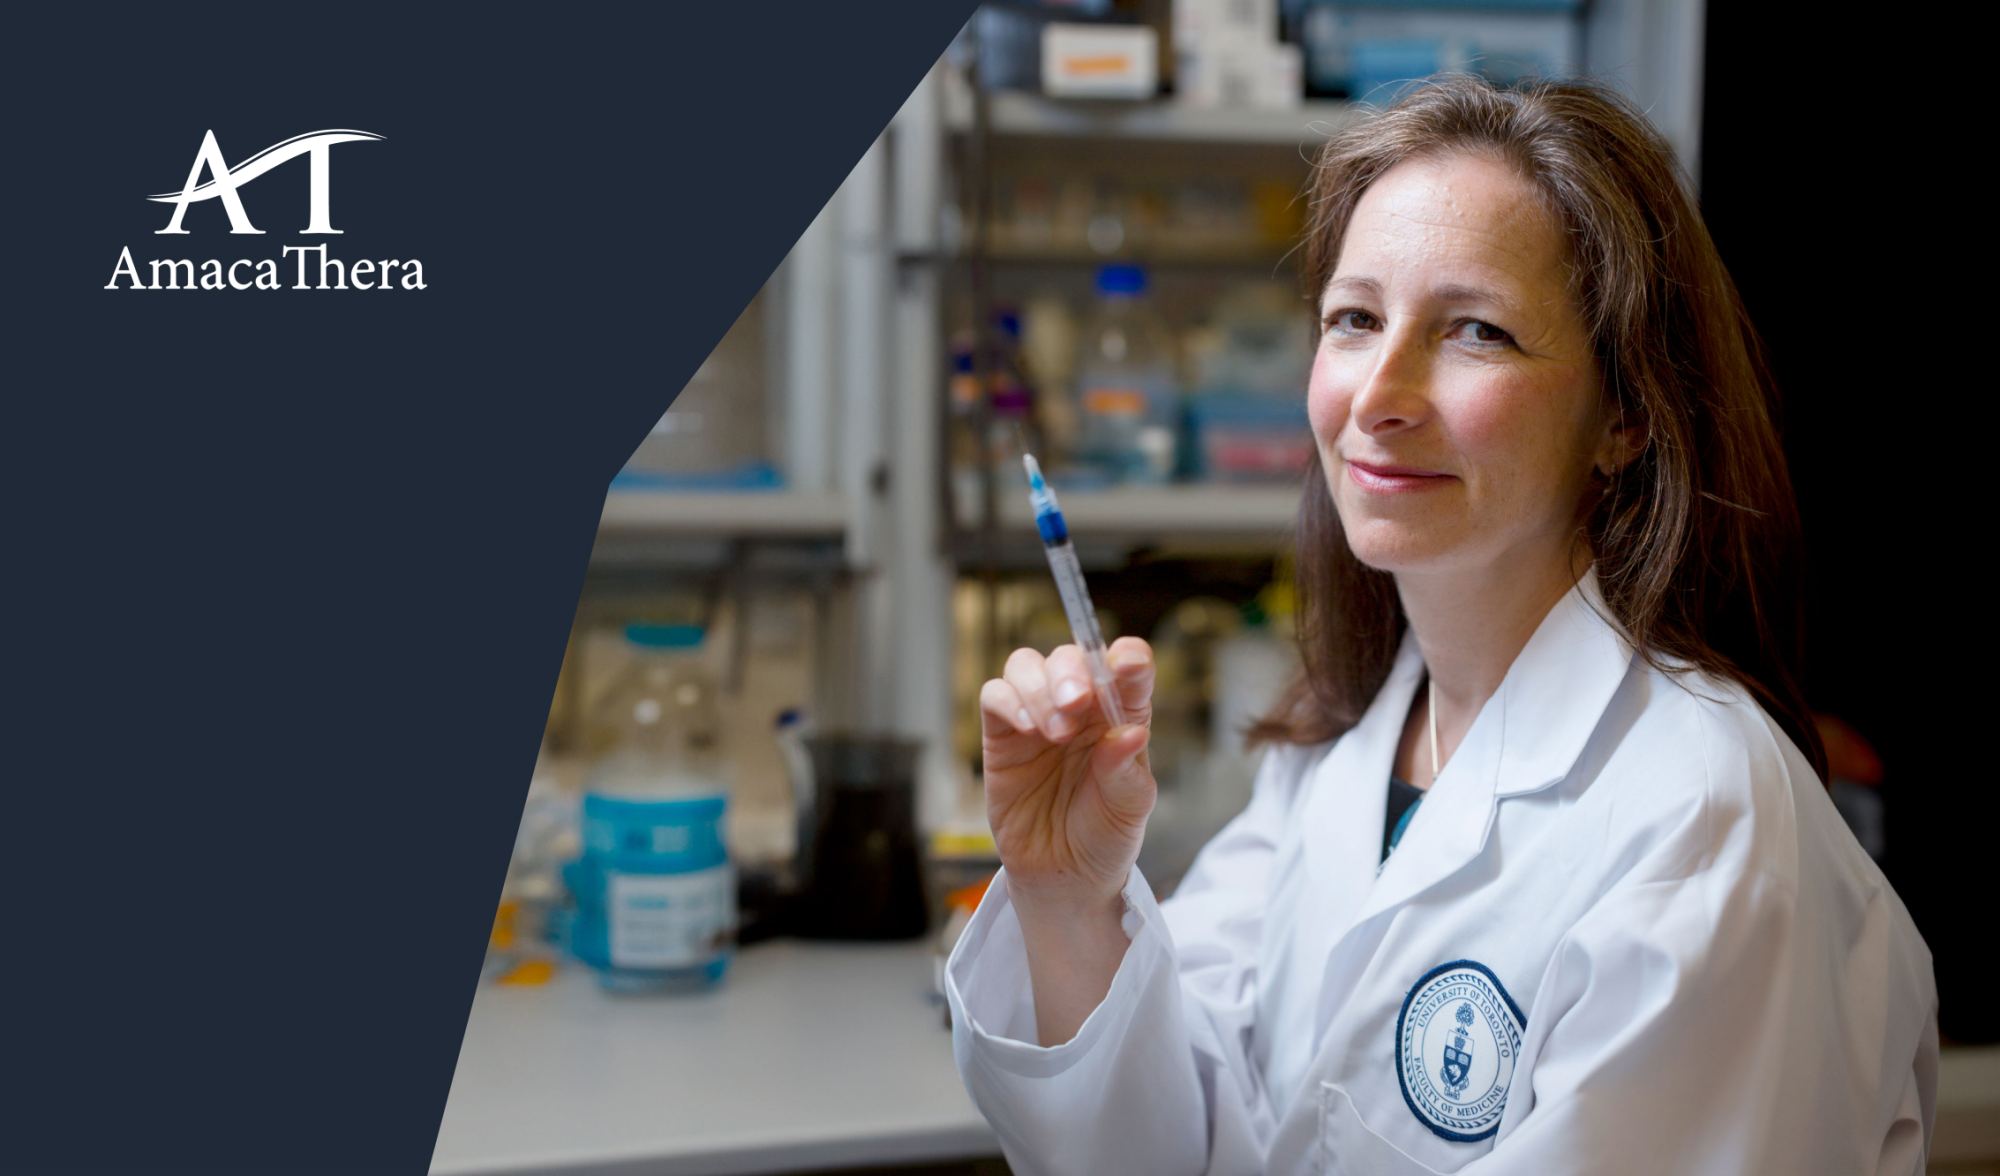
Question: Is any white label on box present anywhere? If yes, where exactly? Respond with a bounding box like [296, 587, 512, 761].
[1043, 24, 1159, 99]
[608, 866, 733, 969]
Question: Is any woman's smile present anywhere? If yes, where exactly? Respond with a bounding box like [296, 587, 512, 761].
[1345, 458, 1456, 495]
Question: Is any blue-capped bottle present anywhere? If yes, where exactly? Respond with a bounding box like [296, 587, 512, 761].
[566, 623, 734, 992]
[1075, 263, 1179, 483]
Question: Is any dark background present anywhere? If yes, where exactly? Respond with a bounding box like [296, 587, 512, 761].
[1702, 12, 1978, 1041]
[1, 3, 977, 1171]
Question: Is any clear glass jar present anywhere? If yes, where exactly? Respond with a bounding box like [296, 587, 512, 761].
[1074, 264, 1179, 482]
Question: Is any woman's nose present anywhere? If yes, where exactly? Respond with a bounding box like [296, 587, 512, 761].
[1350, 329, 1433, 433]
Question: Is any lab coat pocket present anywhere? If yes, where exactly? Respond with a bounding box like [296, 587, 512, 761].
[1317, 1082, 1454, 1176]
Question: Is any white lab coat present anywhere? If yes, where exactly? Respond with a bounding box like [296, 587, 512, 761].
[945, 567, 1937, 1176]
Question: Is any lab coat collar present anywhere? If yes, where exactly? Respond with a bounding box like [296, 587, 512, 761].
[1489, 564, 1634, 798]
[1312, 565, 1635, 931]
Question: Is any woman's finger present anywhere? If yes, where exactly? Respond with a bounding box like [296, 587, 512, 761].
[1003, 646, 1072, 742]
[1043, 644, 1099, 725]
[1106, 636, 1156, 723]
[979, 676, 1037, 741]
[1088, 722, 1155, 821]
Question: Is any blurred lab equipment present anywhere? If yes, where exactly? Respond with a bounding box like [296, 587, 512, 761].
[773, 708, 816, 881]
[927, 828, 1004, 938]
[564, 623, 735, 992]
[1292, 0, 1580, 100]
[1043, 21, 1160, 98]
[1021, 293, 1080, 452]
[984, 171, 1288, 259]
[1146, 597, 1244, 798]
[1173, 0, 1301, 110]
[1346, 36, 1465, 105]
[484, 742, 578, 986]
[619, 290, 775, 491]
[1189, 280, 1315, 397]
[1137, 582, 1299, 893]
[949, 310, 1049, 508]
[1183, 280, 1315, 481]
[1207, 600, 1297, 796]
[718, 707, 816, 946]
[934, 876, 996, 1028]
[1817, 712, 1887, 861]
[967, 2, 1098, 93]
[965, 1, 1161, 97]
[1074, 264, 1180, 483]
[1185, 394, 1313, 481]
[793, 734, 931, 940]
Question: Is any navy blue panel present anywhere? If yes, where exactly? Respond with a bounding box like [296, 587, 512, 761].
[1, 2, 977, 1170]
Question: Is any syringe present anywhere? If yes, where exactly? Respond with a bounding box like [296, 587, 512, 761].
[1022, 454, 1130, 730]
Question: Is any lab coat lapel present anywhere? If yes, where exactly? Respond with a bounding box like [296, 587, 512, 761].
[1352, 566, 1636, 926]
[1489, 565, 1634, 800]
[1300, 629, 1426, 934]
[1354, 655, 1504, 926]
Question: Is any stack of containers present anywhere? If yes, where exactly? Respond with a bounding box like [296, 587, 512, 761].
[1174, 0, 1302, 109]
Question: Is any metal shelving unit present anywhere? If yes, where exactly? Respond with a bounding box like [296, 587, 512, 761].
[595, 491, 850, 541]
[937, 1, 1705, 174]
[954, 483, 1299, 543]
[944, 81, 1365, 145]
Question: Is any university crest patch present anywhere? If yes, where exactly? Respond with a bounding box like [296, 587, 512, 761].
[1395, 959, 1527, 1142]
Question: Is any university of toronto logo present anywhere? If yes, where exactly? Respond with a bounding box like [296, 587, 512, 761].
[106, 128, 426, 291]
[1396, 960, 1525, 1143]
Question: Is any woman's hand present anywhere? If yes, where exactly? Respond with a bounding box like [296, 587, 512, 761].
[978, 636, 1156, 912]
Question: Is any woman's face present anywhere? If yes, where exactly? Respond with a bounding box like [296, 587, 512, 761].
[1309, 151, 1617, 579]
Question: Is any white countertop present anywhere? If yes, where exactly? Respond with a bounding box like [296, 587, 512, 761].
[432, 936, 2000, 1174]
[431, 940, 997, 1176]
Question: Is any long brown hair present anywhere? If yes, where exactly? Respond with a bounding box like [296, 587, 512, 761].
[1249, 73, 1828, 785]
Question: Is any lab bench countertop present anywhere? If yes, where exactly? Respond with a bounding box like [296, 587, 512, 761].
[431, 939, 997, 1176]
[432, 937, 2000, 1175]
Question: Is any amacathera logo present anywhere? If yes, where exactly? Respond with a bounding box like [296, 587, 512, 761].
[105, 128, 427, 292]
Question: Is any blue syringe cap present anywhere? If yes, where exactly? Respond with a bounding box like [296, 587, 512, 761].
[1035, 507, 1069, 546]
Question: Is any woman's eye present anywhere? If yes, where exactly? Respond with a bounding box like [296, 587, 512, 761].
[1457, 319, 1515, 347]
[1323, 308, 1377, 333]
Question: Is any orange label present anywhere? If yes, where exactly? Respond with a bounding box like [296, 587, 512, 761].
[1084, 387, 1145, 414]
[1060, 54, 1135, 77]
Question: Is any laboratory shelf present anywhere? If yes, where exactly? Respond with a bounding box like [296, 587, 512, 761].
[595, 491, 848, 540]
[587, 491, 852, 571]
[945, 86, 1362, 147]
[919, 242, 1299, 271]
[957, 482, 1301, 546]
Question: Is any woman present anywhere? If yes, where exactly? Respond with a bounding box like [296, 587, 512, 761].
[944, 76, 1937, 1175]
